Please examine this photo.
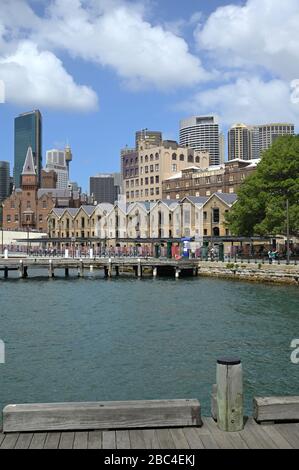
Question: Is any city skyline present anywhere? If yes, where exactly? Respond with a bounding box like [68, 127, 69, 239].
[0, 0, 299, 191]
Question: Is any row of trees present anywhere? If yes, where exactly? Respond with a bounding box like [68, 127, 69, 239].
[226, 135, 299, 237]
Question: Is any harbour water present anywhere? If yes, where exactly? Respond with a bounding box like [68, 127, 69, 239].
[0, 271, 299, 422]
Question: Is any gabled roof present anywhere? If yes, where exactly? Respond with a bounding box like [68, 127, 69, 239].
[215, 193, 238, 205]
[80, 205, 96, 216]
[22, 147, 36, 175]
[51, 208, 65, 218]
[182, 196, 209, 205]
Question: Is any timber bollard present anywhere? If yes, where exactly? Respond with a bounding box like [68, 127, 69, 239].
[216, 357, 244, 432]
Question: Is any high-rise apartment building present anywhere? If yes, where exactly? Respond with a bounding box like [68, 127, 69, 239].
[0, 161, 11, 201]
[14, 110, 42, 188]
[90, 174, 120, 205]
[179, 115, 221, 165]
[45, 149, 69, 189]
[250, 126, 260, 160]
[258, 123, 294, 155]
[228, 124, 252, 161]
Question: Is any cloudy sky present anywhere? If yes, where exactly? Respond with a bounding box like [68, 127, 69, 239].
[0, 0, 299, 190]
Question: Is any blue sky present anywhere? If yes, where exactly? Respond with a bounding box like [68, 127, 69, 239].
[0, 0, 299, 192]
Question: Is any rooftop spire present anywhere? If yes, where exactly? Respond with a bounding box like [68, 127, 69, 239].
[22, 147, 36, 175]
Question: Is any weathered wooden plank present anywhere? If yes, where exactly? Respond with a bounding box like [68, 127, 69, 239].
[73, 431, 88, 449]
[275, 424, 299, 449]
[102, 431, 116, 449]
[116, 430, 131, 449]
[260, 424, 293, 449]
[129, 430, 146, 449]
[88, 431, 102, 449]
[142, 429, 160, 449]
[15, 433, 33, 449]
[253, 396, 299, 423]
[245, 419, 278, 449]
[3, 399, 201, 432]
[202, 418, 235, 449]
[183, 428, 204, 449]
[29, 432, 47, 449]
[59, 431, 75, 449]
[0, 433, 19, 449]
[195, 429, 219, 449]
[156, 429, 176, 449]
[169, 428, 190, 449]
[44, 432, 61, 449]
[237, 421, 266, 449]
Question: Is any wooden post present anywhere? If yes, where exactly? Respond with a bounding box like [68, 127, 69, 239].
[104, 266, 109, 278]
[4, 267, 8, 279]
[216, 357, 243, 432]
[108, 258, 112, 278]
[79, 260, 84, 278]
[19, 260, 24, 278]
[49, 260, 54, 278]
[23, 266, 28, 279]
[211, 384, 217, 421]
[65, 267, 69, 277]
[115, 265, 119, 276]
[137, 259, 142, 278]
[153, 266, 157, 278]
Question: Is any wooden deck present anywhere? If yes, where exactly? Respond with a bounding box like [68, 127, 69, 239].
[1, 418, 299, 449]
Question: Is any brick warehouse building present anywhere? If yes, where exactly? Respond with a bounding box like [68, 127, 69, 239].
[2, 147, 55, 233]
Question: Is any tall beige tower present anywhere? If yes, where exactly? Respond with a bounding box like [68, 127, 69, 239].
[228, 124, 252, 161]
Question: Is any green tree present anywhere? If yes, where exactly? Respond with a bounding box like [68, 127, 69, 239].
[226, 135, 299, 236]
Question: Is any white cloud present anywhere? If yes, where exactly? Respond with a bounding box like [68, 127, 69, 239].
[178, 77, 299, 125]
[195, 0, 299, 81]
[0, 41, 98, 111]
[31, 0, 208, 90]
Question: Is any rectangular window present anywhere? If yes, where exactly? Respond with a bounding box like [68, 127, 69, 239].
[171, 164, 177, 172]
[150, 188, 154, 195]
[150, 165, 154, 172]
[145, 177, 149, 185]
[155, 164, 159, 172]
[145, 166, 149, 173]
[155, 188, 159, 195]
[155, 175, 159, 184]
[27, 201, 31, 208]
[145, 189, 149, 196]
[39, 215, 43, 222]
[150, 176, 154, 184]
[43, 200, 47, 209]
[203, 211, 207, 220]
[213, 208, 220, 223]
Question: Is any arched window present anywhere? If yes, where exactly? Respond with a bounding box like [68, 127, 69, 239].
[195, 156, 200, 163]
[188, 155, 194, 163]
[155, 153, 159, 160]
[145, 155, 148, 162]
[179, 154, 184, 161]
[213, 227, 220, 236]
[172, 153, 177, 160]
[150, 154, 154, 161]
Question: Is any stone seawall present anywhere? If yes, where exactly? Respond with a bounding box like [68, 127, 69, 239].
[197, 262, 299, 285]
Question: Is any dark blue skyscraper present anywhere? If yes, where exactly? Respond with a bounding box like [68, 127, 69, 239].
[14, 110, 42, 188]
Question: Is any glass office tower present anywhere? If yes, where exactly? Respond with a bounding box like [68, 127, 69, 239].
[14, 110, 42, 188]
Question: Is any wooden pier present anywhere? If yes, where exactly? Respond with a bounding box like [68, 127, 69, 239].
[0, 257, 199, 279]
[1, 416, 299, 449]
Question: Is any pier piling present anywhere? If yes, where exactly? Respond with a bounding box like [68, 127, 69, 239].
[216, 357, 244, 432]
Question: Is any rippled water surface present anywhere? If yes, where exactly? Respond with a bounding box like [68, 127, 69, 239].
[0, 271, 299, 420]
